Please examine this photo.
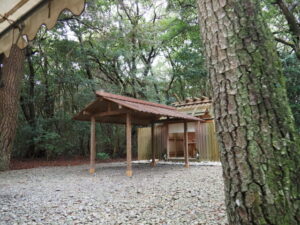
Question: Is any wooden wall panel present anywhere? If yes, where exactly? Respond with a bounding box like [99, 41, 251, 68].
[137, 125, 166, 160]
[208, 121, 220, 161]
[197, 121, 220, 161]
[137, 127, 151, 160]
[138, 121, 220, 162]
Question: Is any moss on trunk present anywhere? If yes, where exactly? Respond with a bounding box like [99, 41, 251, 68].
[197, 0, 300, 224]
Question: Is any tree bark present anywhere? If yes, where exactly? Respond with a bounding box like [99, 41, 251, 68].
[20, 47, 36, 157]
[197, 0, 300, 224]
[0, 45, 25, 171]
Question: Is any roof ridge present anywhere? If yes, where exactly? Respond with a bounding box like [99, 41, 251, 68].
[96, 91, 175, 110]
[104, 97, 200, 121]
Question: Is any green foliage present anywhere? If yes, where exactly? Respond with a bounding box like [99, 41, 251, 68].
[96, 152, 110, 160]
[282, 53, 300, 131]
[34, 131, 61, 159]
[12, 0, 300, 160]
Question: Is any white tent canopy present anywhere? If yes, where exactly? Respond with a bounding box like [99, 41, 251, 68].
[0, 0, 85, 57]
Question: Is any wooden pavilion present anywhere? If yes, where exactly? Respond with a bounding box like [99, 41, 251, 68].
[73, 91, 201, 176]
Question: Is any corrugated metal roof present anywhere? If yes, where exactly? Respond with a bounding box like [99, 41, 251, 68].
[73, 91, 200, 125]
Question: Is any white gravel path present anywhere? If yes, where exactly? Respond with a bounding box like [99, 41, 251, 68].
[0, 162, 227, 225]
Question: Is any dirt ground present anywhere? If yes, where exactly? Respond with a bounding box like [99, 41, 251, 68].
[9, 157, 127, 170]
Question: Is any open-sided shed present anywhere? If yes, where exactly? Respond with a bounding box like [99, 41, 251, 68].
[73, 91, 200, 176]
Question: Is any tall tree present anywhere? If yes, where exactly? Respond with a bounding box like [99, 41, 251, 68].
[197, 0, 300, 224]
[273, 0, 300, 59]
[0, 45, 25, 170]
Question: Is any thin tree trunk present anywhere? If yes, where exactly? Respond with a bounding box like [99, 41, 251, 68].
[20, 47, 36, 157]
[197, 0, 300, 224]
[39, 46, 54, 120]
[0, 45, 25, 170]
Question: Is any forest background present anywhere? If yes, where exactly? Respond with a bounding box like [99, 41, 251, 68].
[14, 0, 300, 160]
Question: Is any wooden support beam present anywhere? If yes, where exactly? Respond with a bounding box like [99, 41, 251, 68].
[153, 118, 203, 124]
[107, 102, 112, 111]
[90, 116, 96, 174]
[184, 121, 189, 168]
[126, 113, 132, 176]
[196, 121, 201, 159]
[166, 123, 169, 160]
[151, 123, 156, 167]
[83, 110, 91, 115]
[94, 108, 131, 118]
[92, 117, 151, 126]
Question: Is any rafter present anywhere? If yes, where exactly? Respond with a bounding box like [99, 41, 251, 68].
[93, 108, 131, 118]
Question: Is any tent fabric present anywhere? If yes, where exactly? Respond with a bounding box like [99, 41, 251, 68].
[0, 0, 85, 57]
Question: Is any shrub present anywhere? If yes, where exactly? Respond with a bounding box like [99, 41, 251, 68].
[96, 152, 110, 160]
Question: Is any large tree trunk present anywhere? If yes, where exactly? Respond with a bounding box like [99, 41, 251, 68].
[0, 45, 25, 171]
[197, 0, 300, 224]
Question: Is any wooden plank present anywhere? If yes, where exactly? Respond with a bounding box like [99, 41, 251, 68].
[199, 122, 208, 161]
[126, 113, 132, 176]
[95, 117, 151, 126]
[137, 127, 151, 160]
[206, 122, 209, 160]
[83, 110, 91, 115]
[196, 121, 201, 158]
[209, 121, 220, 161]
[107, 102, 112, 111]
[90, 116, 96, 174]
[154, 118, 202, 124]
[166, 123, 169, 159]
[161, 123, 167, 159]
[151, 123, 156, 166]
[184, 121, 189, 168]
[94, 108, 131, 118]
[155, 125, 161, 159]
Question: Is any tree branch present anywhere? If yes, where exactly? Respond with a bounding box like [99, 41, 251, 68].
[288, 1, 300, 12]
[274, 37, 296, 49]
[275, 0, 300, 38]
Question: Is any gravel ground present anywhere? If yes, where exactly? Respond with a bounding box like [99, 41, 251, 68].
[0, 163, 227, 225]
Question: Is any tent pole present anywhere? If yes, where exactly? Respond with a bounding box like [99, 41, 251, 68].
[184, 121, 189, 168]
[151, 123, 156, 167]
[90, 116, 96, 174]
[126, 113, 132, 176]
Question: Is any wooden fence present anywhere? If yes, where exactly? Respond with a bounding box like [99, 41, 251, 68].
[138, 120, 220, 161]
[137, 125, 166, 160]
[197, 121, 220, 161]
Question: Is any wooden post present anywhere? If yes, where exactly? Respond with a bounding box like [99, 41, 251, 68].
[166, 123, 169, 160]
[184, 121, 189, 168]
[126, 113, 132, 176]
[90, 116, 96, 174]
[151, 123, 156, 166]
[196, 121, 201, 160]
